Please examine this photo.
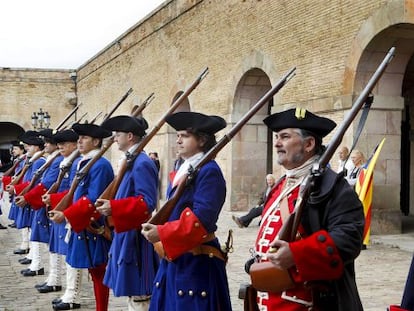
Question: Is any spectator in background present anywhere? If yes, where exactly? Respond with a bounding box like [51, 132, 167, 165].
[337, 146, 354, 178]
[232, 174, 277, 228]
[149, 152, 160, 172]
[346, 150, 366, 186]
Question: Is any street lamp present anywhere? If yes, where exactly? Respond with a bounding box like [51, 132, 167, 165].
[31, 108, 51, 130]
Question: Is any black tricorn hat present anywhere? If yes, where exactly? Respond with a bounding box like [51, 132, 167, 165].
[166, 112, 226, 135]
[71, 123, 112, 139]
[38, 128, 58, 144]
[19, 130, 44, 146]
[10, 140, 25, 148]
[53, 129, 79, 143]
[263, 108, 336, 138]
[101, 115, 148, 137]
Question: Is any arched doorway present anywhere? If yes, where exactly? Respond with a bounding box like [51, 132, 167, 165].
[348, 24, 414, 233]
[0, 122, 25, 172]
[230, 68, 272, 212]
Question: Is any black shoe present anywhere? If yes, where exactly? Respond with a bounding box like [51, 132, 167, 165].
[22, 268, 44, 277]
[19, 258, 32, 265]
[20, 268, 30, 274]
[232, 215, 245, 228]
[52, 298, 62, 305]
[13, 248, 29, 255]
[0, 223, 7, 229]
[35, 282, 47, 289]
[53, 302, 81, 310]
[361, 244, 367, 250]
[38, 285, 62, 293]
[8, 222, 16, 228]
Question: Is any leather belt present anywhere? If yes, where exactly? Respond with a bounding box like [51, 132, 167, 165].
[189, 244, 226, 262]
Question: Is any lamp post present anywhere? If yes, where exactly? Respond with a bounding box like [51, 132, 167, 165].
[31, 108, 51, 130]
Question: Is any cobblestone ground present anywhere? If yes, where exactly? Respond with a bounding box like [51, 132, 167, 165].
[0, 210, 412, 311]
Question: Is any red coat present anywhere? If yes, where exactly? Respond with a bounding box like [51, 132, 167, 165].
[254, 169, 364, 311]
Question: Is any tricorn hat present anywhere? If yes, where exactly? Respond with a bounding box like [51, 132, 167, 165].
[53, 129, 79, 143]
[101, 115, 148, 137]
[71, 123, 112, 139]
[38, 128, 58, 144]
[19, 131, 44, 146]
[263, 107, 336, 138]
[166, 112, 226, 135]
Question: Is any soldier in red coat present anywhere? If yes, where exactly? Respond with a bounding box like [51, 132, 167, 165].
[249, 108, 365, 311]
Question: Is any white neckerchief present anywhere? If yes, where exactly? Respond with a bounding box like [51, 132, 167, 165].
[60, 149, 79, 169]
[257, 155, 318, 257]
[172, 152, 204, 187]
[77, 149, 100, 170]
[29, 150, 43, 163]
[46, 150, 60, 161]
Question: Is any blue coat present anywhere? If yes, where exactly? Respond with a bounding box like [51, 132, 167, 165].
[15, 156, 46, 229]
[104, 152, 159, 297]
[149, 160, 232, 311]
[49, 156, 81, 255]
[65, 156, 114, 269]
[30, 155, 64, 243]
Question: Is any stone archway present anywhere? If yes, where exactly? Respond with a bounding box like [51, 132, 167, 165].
[344, 1, 414, 232]
[0, 122, 25, 171]
[230, 68, 272, 212]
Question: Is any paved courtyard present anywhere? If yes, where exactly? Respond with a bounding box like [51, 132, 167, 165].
[0, 209, 413, 311]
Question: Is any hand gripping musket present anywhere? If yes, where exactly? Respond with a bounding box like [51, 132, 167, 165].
[90, 69, 209, 238]
[149, 66, 296, 226]
[249, 47, 395, 294]
[46, 88, 133, 197]
[10, 104, 82, 186]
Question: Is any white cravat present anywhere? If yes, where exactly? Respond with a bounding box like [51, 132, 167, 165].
[172, 152, 204, 187]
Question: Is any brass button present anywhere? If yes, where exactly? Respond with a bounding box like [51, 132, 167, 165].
[155, 282, 160, 288]
[317, 234, 326, 242]
[186, 211, 191, 216]
[194, 222, 200, 227]
[178, 290, 184, 296]
[188, 290, 194, 296]
[201, 291, 207, 297]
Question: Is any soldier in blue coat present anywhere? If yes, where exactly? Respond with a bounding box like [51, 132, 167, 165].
[9, 132, 46, 258]
[96, 115, 159, 310]
[49, 123, 114, 311]
[141, 112, 232, 311]
[43, 129, 83, 309]
[16, 129, 64, 277]
[3, 140, 26, 228]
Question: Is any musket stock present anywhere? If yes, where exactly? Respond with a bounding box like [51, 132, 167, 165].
[149, 66, 296, 225]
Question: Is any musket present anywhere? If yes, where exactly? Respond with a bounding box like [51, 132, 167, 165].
[60, 112, 88, 130]
[278, 47, 395, 244]
[98, 69, 208, 206]
[19, 151, 62, 196]
[46, 89, 133, 195]
[55, 103, 82, 130]
[149, 66, 296, 225]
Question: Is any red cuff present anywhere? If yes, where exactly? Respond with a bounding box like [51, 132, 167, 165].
[64, 196, 98, 233]
[24, 183, 48, 210]
[111, 195, 150, 233]
[158, 207, 208, 261]
[14, 181, 30, 195]
[50, 191, 68, 209]
[2, 176, 12, 189]
[289, 230, 344, 282]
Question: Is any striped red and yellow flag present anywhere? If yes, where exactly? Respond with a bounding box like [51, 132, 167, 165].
[355, 138, 386, 245]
